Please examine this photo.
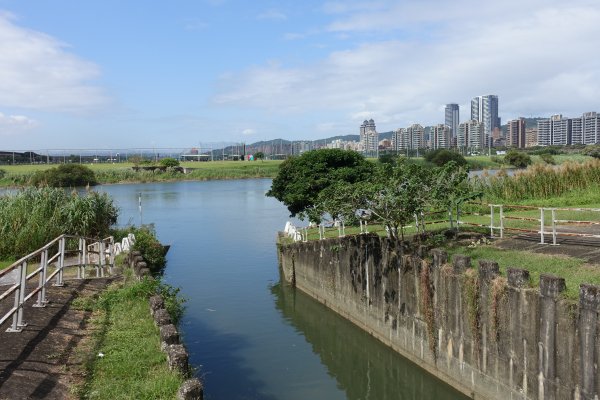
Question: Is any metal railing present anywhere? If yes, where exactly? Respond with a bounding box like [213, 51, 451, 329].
[284, 203, 600, 246]
[0, 234, 116, 333]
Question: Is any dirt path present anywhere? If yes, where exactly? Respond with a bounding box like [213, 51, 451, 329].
[0, 278, 114, 400]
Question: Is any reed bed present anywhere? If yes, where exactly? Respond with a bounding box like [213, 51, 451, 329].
[0, 187, 118, 259]
[474, 159, 600, 202]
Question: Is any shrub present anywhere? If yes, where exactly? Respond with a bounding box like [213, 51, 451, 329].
[30, 164, 97, 187]
[540, 153, 556, 165]
[130, 225, 167, 272]
[159, 157, 180, 168]
[0, 169, 6, 179]
[583, 145, 600, 159]
[425, 149, 467, 167]
[504, 151, 531, 168]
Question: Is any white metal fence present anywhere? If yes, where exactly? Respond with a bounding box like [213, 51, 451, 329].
[0, 234, 132, 333]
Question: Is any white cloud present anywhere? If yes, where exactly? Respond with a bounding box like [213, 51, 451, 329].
[0, 12, 108, 112]
[242, 128, 256, 136]
[0, 112, 37, 135]
[257, 9, 287, 21]
[214, 0, 600, 133]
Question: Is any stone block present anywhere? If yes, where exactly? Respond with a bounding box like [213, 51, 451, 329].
[154, 308, 172, 326]
[160, 324, 180, 346]
[478, 260, 499, 282]
[134, 261, 147, 274]
[452, 254, 471, 273]
[139, 267, 151, 277]
[431, 249, 448, 268]
[167, 344, 189, 375]
[149, 295, 165, 316]
[177, 378, 203, 400]
[579, 284, 600, 311]
[539, 274, 566, 298]
[507, 268, 530, 288]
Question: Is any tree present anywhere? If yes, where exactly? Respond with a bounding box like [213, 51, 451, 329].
[430, 162, 480, 230]
[254, 152, 265, 160]
[504, 150, 531, 168]
[353, 161, 432, 241]
[266, 149, 374, 221]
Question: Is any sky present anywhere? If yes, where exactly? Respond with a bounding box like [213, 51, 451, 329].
[0, 0, 599, 150]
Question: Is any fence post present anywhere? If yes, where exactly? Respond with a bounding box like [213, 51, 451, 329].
[551, 209, 557, 246]
[99, 242, 105, 278]
[34, 249, 48, 308]
[54, 236, 65, 287]
[109, 237, 115, 274]
[540, 208, 545, 244]
[490, 205, 495, 237]
[81, 238, 87, 279]
[7, 262, 28, 332]
[500, 205, 504, 238]
[77, 238, 83, 279]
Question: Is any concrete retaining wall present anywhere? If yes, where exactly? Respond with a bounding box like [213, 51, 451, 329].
[277, 233, 600, 400]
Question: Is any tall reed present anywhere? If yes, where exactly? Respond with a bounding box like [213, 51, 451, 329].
[473, 159, 600, 202]
[0, 187, 118, 259]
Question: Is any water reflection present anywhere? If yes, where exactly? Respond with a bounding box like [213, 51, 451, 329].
[271, 279, 467, 400]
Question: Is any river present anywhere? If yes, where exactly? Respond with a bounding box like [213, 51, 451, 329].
[98, 179, 467, 400]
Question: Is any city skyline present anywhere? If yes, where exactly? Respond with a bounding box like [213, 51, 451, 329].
[0, 1, 599, 149]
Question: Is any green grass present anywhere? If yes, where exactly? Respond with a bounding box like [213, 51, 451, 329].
[0, 260, 13, 270]
[0, 160, 283, 187]
[77, 277, 184, 399]
[445, 244, 598, 300]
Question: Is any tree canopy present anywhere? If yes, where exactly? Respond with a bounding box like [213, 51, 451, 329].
[30, 164, 97, 187]
[266, 149, 374, 221]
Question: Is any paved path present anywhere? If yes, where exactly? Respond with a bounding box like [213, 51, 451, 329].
[0, 278, 114, 400]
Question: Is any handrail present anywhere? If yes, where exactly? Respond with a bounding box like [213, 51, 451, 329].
[0, 233, 129, 333]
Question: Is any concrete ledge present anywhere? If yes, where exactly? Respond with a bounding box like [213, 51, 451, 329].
[154, 308, 172, 327]
[507, 268, 530, 288]
[177, 378, 203, 400]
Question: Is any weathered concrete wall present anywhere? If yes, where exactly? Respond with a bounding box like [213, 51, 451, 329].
[277, 234, 600, 400]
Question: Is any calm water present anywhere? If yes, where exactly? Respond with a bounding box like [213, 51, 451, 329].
[98, 179, 467, 400]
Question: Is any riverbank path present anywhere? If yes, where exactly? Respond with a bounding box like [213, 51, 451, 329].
[0, 277, 115, 400]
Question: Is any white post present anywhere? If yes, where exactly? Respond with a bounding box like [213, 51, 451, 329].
[34, 250, 48, 307]
[54, 237, 65, 286]
[551, 209, 557, 246]
[540, 208, 545, 244]
[500, 205, 504, 238]
[490, 205, 495, 237]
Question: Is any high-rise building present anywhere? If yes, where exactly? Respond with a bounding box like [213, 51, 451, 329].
[471, 95, 500, 147]
[359, 119, 377, 155]
[392, 128, 409, 152]
[525, 128, 538, 147]
[537, 118, 552, 146]
[457, 120, 485, 151]
[507, 118, 527, 148]
[583, 112, 600, 144]
[408, 124, 425, 150]
[445, 104, 460, 141]
[430, 124, 451, 149]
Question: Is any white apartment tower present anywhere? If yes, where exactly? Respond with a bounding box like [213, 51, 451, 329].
[458, 120, 485, 150]
[471, 95, 500, 148]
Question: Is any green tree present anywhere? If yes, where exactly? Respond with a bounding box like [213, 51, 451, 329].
[504, 150, 532, 168]
[30, 164, 97, 187]
[266, 149, 374, 221]
[254, 151, 265, 160]
[354, 161, 432, 241]
[159, 157, 180, 168]
[430, 162, 480, 230]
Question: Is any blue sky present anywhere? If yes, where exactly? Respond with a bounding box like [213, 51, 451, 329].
[0, 0, 599, 150]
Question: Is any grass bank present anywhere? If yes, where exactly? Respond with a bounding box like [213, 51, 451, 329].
[74, 275, 185, 399]
[0, 160, 282, 187]
[445, 244, 598, 300]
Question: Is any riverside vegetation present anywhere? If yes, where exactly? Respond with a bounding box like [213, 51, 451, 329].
[0, 187, 186, 399]
[270, 149, 600, 302]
